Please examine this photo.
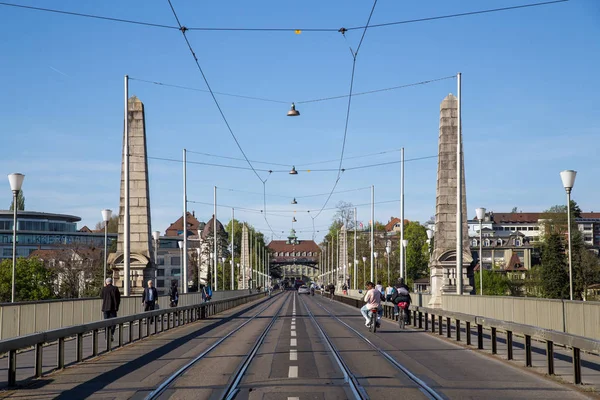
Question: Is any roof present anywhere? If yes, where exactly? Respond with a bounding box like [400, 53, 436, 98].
[384, 217, 409, 232]
[0, 210, 80, 223]
[30, 247, 102, 260]
[489, 213, 541, 223]
[201, 215, 226, 239]
[505, 252, 527, 271]
[165, 212, 202, 237]
[79, 226, 93, 233]
[268, 240, 321, 253]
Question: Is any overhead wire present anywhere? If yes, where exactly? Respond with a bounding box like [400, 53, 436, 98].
[0, 1, 568, 32]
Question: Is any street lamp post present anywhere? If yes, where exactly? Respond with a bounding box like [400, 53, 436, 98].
[373, 251, 378, 283]
[475, 208, 486, 295]
[8, 173, 24, 303]
[152, 230, 160, 288]
[221, 257, 226, 291]
[560, 170, 577, 301]
[385, 245, 391, 285]
[101, 209, 113, 284]
[426, 230, 433, 293]
[354, 259, 358, 290]
[402, 240, 408, 281]
[362, 256, 367, 288]
[177, 240, 183, 294]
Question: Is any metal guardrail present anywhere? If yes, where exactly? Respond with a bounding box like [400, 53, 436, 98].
[0, 291, 268, 387]
[330, 293, 600, 386]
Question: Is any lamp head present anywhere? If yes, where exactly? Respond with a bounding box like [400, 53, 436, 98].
[373, 251, 378, 258]
[289, 166, 298, 175]
[362, 256, 367, 262]
[402, 239, 408, 247]
[178, 241, 183, 249]
[291, 198, 297, 204]
[385, 246, 391, 254]
[426, 229, 434, 240]
[152, 230, 160, 241]
[287, 103, 300, 117]
[8, 173, 24, 192]
[560, 170, 577, 192]
[101, 209, 112, 223]
[475, 207, 486, 221]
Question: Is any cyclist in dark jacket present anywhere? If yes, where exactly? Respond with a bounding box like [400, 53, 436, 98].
[391, 278, 411, 321]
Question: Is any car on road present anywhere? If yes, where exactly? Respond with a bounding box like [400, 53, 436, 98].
[298, 285, 310, 294]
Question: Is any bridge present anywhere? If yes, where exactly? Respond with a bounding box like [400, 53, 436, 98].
[0, 291, 598, 399]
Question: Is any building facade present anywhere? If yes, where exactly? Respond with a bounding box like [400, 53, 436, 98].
[0, 210, 116, 261]
[268, 230, 320, 285]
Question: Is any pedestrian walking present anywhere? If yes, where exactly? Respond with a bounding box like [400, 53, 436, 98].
[100, 277, 121, 341]
[328, 283, 335, 301]
[142, 280, 158, 323]
[169, 280, 179, 307]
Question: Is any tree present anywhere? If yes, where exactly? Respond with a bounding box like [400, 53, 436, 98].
[474, 269, 510, 296]
[94, 215, 119, 233]
[333, 201, 355, 229]
[9, 190, 25, 211]
[404, 222, 429, 287]
[0, 258, 54, 302]
[539, 233, 569, 299]
[541, 200, 582, 236]
[511, 207, 518, 213]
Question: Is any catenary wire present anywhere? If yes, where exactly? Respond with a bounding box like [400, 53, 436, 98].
[166, 0, 266, 185]
[186, 149, 290, 167]
[0, 1, 567, 32]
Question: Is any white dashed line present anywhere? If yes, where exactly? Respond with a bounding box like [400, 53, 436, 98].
[288, 366, 298, 378]
[290, 338, 297, 346]
[290, 349, 297, 360]
[291, 330, 297, 337]
[288, 397, 299, 400]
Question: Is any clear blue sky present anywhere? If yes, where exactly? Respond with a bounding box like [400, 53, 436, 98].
[0, 0, 598, 241]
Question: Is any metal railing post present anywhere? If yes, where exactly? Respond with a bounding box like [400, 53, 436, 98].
[547, 341, 554, 375]
[35, 343, 43, 377]
[57, 337, 65, 369]
[507, 331, 513, 360]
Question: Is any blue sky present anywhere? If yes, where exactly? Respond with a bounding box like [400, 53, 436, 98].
[0, 0, 598, 241]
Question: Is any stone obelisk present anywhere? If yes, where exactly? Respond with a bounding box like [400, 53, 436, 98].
[428, 94, 473, 308]
[239, 224, 251, 290]
[108, 96, 154, 294]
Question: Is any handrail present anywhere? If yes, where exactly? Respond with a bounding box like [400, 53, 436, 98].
[0, 291, 269, 387]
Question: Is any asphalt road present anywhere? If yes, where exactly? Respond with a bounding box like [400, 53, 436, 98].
[1, 291, 595, 399]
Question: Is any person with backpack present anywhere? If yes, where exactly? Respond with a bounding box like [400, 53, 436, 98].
[391, 278, 412, 323]
[169, 280, 179, 307]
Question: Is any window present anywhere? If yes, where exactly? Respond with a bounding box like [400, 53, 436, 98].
[302, 252, 306, 256]
[514, 239, 521, 246]
[484, 239, 490, 247]
[285, 252, 289, 257]
[157, 279, 165, 287]
[171, 257, 180, 266]
[171, 268, 181, 276]
[157, 269, 165, 277]
[472, 239, 478, 247]
[158, 257, 165, 265]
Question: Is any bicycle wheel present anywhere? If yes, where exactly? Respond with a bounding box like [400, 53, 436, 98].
[398, 308, 405, 330]
[371, 313, 377, 333]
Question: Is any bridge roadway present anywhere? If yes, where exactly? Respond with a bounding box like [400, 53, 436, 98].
[1, 291, 595, 400]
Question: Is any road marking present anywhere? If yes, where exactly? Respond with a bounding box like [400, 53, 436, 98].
[288, 398, 299, 400]
[291, 330, 296, 337]
[292, 317, 296, 322]
[288, 365, 298, 378]
[290, 338, 297, 346]
[290, 349, 297, 360]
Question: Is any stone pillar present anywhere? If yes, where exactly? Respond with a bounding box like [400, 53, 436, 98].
[239, 224, 251, 289]
[428, 94, 473, 308]
[108, 96, 154, 294]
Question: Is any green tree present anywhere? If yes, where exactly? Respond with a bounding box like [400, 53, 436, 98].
[404, 222, 429, 287]
[0, 258, 54, 302]
[95, 215, 119, 233]
[539, 233, 569, 299]
[474, 269, 510, 296]
[9, 190, 25, 211]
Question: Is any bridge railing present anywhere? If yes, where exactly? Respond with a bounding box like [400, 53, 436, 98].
[330, 293, 600, 386]
[0, 290, 253, 340]
[0, 291, 269, 387]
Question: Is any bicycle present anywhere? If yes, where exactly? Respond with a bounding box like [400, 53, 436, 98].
[397, 302, 409, 330]
[368, 307, 380, 333]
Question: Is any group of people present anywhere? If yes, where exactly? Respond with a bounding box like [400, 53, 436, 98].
[360, 278, 411, 328]
[99, 278, 196, 341]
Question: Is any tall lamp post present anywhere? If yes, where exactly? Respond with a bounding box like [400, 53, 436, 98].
[402, 239, 408, 281]
[152, 230, 160, 288]
[385, 245, 391, 284]
[8, 173, 24, 303]
[362, 256, 367, 288]
[177, 240, 183, 294]
[426, 230, 433, 293]
[221, 257, 226, 291]
[475, 208, 486, 295]
[560, 170, 577, 301]
[373, 251, 378, 283]
[101, 209, 112, 284]
[354, 259, 358, 290]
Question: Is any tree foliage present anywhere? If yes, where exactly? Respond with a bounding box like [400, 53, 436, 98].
[404, 222, 429, 287]
[539, 233, 569, 299]
[474, 270, 510, 296]
[0, 258, 54, 302]
[9, 190, 25, 211]
[94, 215, 119, 233]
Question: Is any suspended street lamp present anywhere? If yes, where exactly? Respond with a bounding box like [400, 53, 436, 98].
[287, 103, 300, 116]
[291, 198, 297, 204]
[289, 166, 298, 175]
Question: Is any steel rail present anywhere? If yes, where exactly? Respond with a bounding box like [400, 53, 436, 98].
[297, 294, 367, 400]
[221, 293, 289, 400]
[311, 298, 444, 400]
[145, 293, 284, 400]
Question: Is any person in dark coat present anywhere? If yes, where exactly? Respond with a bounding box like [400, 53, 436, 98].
[142, 280, 158, 323]
[169, 280, 179, 307]
[101, 277, 121, 340]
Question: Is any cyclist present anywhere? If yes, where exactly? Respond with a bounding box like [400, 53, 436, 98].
[391, 278, 411, 323]
[310, 282, 316, 296]
[360, 281, 383, 328]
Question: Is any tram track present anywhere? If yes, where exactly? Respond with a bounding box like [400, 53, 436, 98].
[145, 292, 287, 400]
[307, 296, 444, 400]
